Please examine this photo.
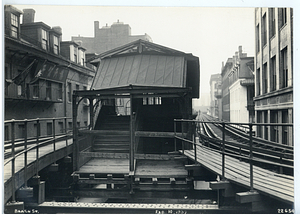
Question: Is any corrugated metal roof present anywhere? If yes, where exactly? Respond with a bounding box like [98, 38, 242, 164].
[92, 54, 186, 90]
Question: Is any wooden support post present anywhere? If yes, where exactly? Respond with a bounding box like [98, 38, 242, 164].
[36, 119, 40, 176]
[24, 120, 28, 188]
[249, 123, 254, 191]
[181, 120, 184, 154]
[72, 94, 79, 171]
[129, 95, 135, 172]
[222, 122, 226, 180]
[236, 191, 266, 212]
[64, 117, 68, 146]
[194, 122, 197, 163]
[170, 178, 176, 185]
[89, 98, 94, 130]
[11, 120, 16, 202]
[134, 177, 140, 185]
[174, 121, 177, 151]
[52, 118, 56, 151]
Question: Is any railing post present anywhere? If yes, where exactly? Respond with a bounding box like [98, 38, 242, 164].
[11, 120, 16, 202]
[36, 118, 40, 176]
[24, 119, 28, 187]
[129, 95, 134, 172]
[222, 122, 225, 180]
[52, 118, 56, 152]
[174, 120, 177, 151]
[249, 123, 254, 191]
[194, 121, 197, 163]
[65, 117, 68, 146]
[181, 120, 184, 154]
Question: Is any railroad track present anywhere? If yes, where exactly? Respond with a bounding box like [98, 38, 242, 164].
[196, 114, 294, 175]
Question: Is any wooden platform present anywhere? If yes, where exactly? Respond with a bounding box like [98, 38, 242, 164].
[181, 145, 294, 204]
[75, 158, 130, 175]
[134, 159, 188, 178]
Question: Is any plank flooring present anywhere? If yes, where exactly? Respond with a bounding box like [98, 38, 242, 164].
[181, 145, 294, 204]
[134, 160, 188, 178]
[4, 139, 73, 182]
[75, 158, 130, 174]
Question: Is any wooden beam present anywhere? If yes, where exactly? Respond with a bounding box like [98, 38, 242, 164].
[209, 180, 231, 190]
[236, 191, 261, 203]
[185, 164, 201, 171]
[135, 131, 187, 138]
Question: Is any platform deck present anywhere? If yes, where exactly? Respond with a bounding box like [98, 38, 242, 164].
[134, 159, 188, 178]
[181, 145, 294, 204]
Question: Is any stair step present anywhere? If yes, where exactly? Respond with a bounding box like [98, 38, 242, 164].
[93, 144, 129, 148]
[93, 148, 130, 153]
[94, 137, 130, 141]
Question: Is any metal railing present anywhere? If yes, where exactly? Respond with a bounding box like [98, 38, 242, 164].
[174, 118, 293, 192]
[4, 117, 73, 203]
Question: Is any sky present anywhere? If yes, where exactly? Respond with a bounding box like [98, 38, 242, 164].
[7, 4, 256, 107]
[3, 1, 299, 107]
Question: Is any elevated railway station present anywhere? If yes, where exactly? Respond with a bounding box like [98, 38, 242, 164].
[4, 40, 294, 213]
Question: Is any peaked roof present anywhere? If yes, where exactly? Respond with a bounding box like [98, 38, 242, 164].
[90, 39, 200, 98]
[89, 39, 188, 64]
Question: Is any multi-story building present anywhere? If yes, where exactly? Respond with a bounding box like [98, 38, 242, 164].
[254, 8, 293, 146]
[4, 5, 95, 138]
[209, 74, 222, 118]
[221, 46, 255, 123]
[72, 20, 152, 54]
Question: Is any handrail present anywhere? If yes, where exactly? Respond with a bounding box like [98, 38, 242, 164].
[174, 116, 294, 194]
[4, 116, 73, 203]
[4, 134, 71, 166]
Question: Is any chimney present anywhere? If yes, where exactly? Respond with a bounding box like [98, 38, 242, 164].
[23, 9, 35, 24]
[52, 26, 62, 34]
[94, 21, 99, 37]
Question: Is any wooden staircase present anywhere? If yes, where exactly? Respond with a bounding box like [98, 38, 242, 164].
[93, 115, 130, 153]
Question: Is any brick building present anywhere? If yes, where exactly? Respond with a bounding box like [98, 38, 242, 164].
[209, 74, 222, 118]
[72, 20, 152, 54]
[4, 5, 95, 139]
[254, 8, 293, 146]
[221, 46, 254, 123]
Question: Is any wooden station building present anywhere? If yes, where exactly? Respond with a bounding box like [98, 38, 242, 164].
[71, 40, 200, 192]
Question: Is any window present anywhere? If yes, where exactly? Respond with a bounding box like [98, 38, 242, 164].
[53, 36, 59, 54]
[67, 82, 72, 102]
[18, 124, 25, 139]
[5, 125, 9, 141]
[57, 83, 63, 100]
[282, 110, 288, 145]
[46, 81, 52, 100]
[281, 47, 288, 88]
[269, 8, 276, 38]
[257, 111, 262, 137]
[270, 56, 276, 91]
[68, 122, 73, 131]
[74, 46, 78, 63]
[256, 24, 260, 53]
[11, 13, 18, 38]
[264, 111, 268, 140]
[41, 29, 48, 50]
[33, 82, 39, 98]
[58, 121, 64, 134]
[262, 14, 267, 46]
[77, 122, 80, 129]
[270, 111, 278, 143]
[256, 69, 260, 96]
[34, 123, 41, 137]
[76, 84, 80, 91]
[262, 63, 268, 94]
[280, 8, 287, 28]
[47, 122, 52, 136]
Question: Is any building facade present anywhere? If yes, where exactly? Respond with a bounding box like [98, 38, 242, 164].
[209, 74, 222, 118]
[254, 8, 293, 146]
[221, 46, 255, 123]
[4, 6, 95, 139]
[72, 20, 152, 54]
